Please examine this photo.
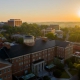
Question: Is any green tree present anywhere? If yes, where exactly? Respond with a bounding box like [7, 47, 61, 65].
[17, 38, 23, 44]
[53, 69, 62, 78]
[0, 33, 3, 37]
[45, 32, 55, 40]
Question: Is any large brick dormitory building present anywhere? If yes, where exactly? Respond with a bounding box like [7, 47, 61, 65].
[0, 38, 73, 80]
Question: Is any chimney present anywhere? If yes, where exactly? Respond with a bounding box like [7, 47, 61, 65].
[3, 42, 11, 49]
[23, 35, 35, 46]
[41, 37, 48, 42]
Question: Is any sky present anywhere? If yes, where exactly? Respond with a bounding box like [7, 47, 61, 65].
[0, 0, 80, 22]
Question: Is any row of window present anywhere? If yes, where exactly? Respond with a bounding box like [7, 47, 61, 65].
[12, 48, 54, 63]
[0, 74, 11, 80]
[12, 55, 30, 63]
[19, 61, 30, 66]
[0, 68, 10, 75]
[32, 49, 54, 57]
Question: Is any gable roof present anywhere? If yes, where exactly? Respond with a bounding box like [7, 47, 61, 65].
[0, 39, 69, 59]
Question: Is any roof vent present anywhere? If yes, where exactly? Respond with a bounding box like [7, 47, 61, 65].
[23, 35, 35, 46]
[3, 42, 11, 49]
[42, 37, 48, 42]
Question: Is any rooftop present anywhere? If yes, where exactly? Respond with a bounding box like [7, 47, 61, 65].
[0, 39, 69, 59]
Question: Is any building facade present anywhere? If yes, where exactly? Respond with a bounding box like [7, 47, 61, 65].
[0, 39, 73, 79]
[8, 19, 22, 27]
[41, 28, 55, 35]
[0, 60, 12, 80]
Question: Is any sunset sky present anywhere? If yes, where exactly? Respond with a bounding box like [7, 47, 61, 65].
[0, 0, 80, 22]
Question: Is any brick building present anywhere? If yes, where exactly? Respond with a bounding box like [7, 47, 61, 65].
[0, 60, 12, 80]
[73, 44, 80, 53]
[8, 19, 22, 27]
[41, 28, 55, 35]
[0, 39, 73, 79]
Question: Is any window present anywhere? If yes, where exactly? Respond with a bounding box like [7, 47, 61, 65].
[48, 53, 50, 55]
[36, 54, 38, 56]
[4, 69, 6, 73]
[4, 76, 7, 79]
[16, 59, 18, 62]
[39, 57, 41, 59]
[25, 65, 28, 68]
[19, 62, 23, 66]
[8, 68, 10, 72]
[33, 59, 35, 61]
[8, 74, 11, 78]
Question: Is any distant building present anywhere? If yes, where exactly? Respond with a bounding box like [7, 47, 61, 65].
[73, 43, 80, 53]
[55, 30, 63, 38]
[0, 22, 7, 28]
[49, 25, 60, 30]
[11, 34, 25, 39]
[41, 28, 55, 35]
[8, 19, 22, 27]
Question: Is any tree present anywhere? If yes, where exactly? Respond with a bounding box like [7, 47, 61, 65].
[45, 32, 55, 40]
[0, 33, 3, 37]
[53, 58, 64, 70]
[53, 69, 62, 78]
[17, 38, 23, 44]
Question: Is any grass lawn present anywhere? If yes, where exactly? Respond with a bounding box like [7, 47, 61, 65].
[68, 69, 77, 76]
[60, 71, 70, 78]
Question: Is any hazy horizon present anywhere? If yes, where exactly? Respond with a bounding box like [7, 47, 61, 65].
[0, 0, 80, 22]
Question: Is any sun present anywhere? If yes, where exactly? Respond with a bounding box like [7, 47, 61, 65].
[77, 11, 80, 17]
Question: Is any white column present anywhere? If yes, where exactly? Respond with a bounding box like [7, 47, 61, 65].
[38, 64, 39, 73]
[40, 63, 42, 72]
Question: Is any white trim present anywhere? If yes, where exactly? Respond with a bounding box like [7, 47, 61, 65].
[11, 55, 23, 59]
[0, 66, 11, 70]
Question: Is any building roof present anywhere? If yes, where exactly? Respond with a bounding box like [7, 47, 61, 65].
[0, 39, 69, 59]
[0, 48, 9, 59]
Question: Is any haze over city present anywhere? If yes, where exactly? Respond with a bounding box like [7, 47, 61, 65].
[0, 0, 80, 22]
